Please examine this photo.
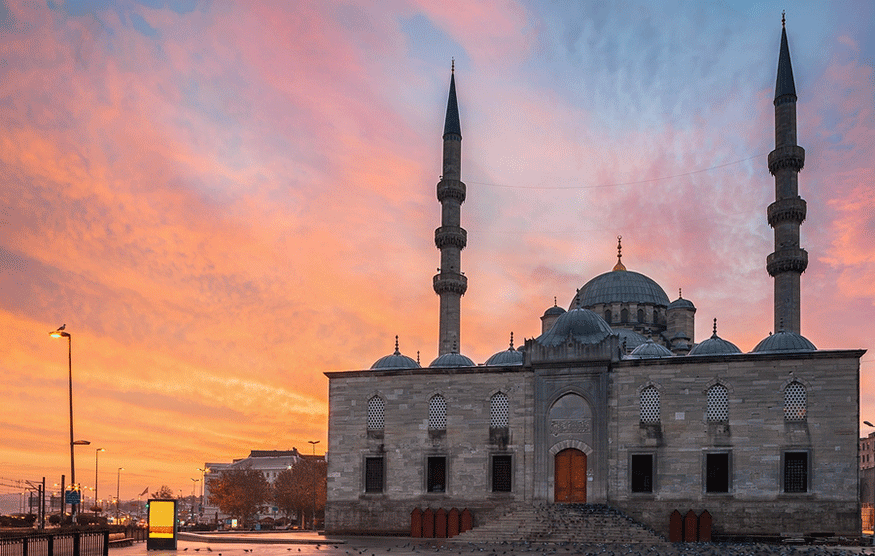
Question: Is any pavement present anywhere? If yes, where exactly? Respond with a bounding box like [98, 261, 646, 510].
[108, 532, 875, 556]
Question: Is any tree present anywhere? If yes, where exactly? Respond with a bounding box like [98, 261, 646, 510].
[207, 468, 270, 526]
[273, 458, 326, 529]
[153, 485, 175, 499]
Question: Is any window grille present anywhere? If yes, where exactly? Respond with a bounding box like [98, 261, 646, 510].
[367, 396, 385, 430]
[640, 386, 660, 423]
[365, 457, 384, 493]
[429, 395, 447, 430]
[491, 455, 512, 492]
[427, 457, 446, 492]
[705, 452, 730, 493]
[784, 452, 808, 493]
[490, 393, 509, 428]
[707, 385, 728, 422]
[784, 382, 807, 421]
[631, 454, 653, 493]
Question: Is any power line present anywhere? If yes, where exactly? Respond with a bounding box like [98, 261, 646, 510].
[467, 153, 767, 190]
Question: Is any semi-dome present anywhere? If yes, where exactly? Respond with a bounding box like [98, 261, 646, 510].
[751, 330, 816, 354]
[485, 333, 524, 366]
[688, 319, 741, 356]
[429, 351, 475, 368]
[535, 307, 613, 347]
[371, 336, 420, 369]
[628, 339, 674, 359]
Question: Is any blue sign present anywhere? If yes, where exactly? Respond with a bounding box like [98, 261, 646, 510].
[65, 490, 81, 505]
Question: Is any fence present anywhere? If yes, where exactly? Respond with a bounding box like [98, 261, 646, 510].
[0, 528, 145, 556]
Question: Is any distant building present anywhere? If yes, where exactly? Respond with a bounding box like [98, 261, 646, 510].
[203, 449, 321, 522]
[324, 20, 865, 540]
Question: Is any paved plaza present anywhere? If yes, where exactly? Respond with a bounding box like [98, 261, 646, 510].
[108, 533, 875, 556]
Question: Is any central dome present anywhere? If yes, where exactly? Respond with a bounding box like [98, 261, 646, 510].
[572, 269, 670, 308]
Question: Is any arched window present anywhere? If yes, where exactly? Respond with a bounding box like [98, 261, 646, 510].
[429, 394, 447, 430]
[707, 384, 729, 422]
[637, 309, 645, 323]
[604, 309, 612, 323]
[490, 392, 509, 428]
[653, 309, 660, 325]
[640, 386, 660, 423]
[367, 396, 385, 430]
[784, 382, 807, 421]
[620, 308, 629, 323]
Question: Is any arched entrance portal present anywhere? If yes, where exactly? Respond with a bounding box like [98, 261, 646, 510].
[554, 448, 587, 503]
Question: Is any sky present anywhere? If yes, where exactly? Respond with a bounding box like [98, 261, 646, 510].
[1, 0, 873, 502]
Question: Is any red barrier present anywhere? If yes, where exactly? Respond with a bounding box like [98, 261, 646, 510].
[669, 510, 683, 542]
[410, 508, 422, 538]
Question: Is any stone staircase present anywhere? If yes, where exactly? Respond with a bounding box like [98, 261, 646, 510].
[455, 503, 665, 544]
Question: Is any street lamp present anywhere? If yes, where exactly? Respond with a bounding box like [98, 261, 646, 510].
[190, 478, 199, 521]
[308, 440, 319, 531]
[94, 448, 104, 514]
[49, 324, 77, 516]
[197, 467, 209, 517]
[116, 467, 124, 522]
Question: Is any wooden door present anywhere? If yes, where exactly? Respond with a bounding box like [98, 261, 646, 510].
[554, 448, 587, 503]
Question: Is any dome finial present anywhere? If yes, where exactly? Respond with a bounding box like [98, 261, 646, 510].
[712, 318, 718, 338]
[394, 335, 400, 355]
[509, 332, 514, 350]
[417, 350, 420, 364]
[679, 288, 683, 299]
[613, 235, 627, 271]
[575, 288, 581, 309]
[451, 58, 455, 74]
[553, 296, 557, 307]
[779, 317, 785, 332]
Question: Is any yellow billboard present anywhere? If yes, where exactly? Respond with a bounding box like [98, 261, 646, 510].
[147, 499, 177, 550]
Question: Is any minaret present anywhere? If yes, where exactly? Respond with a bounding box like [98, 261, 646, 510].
[767, 13, 807, 335]
[433, 62, 468, 355]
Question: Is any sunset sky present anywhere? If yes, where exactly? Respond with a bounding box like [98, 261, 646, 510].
[1, 0, 873, 501]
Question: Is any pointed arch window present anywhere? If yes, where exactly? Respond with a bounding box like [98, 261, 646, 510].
[367, 396, 385, 430]
[604, 309, 612, 323]
[429, 394, 447, 430]
[784, 382, 807, 421]
[620, 308, 629, 323]
[637, 309, 645, 323]
[707, 385, 729, 422]
[490, 392, 509, 429]
[640, 386, 660, 424]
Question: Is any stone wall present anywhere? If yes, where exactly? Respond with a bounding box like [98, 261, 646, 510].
[610, 350, 863, 537]
[325, 367, 533, 534]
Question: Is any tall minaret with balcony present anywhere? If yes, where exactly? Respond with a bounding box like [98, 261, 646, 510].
[433, 63, 468, 356]
[767, 14, 807, 334]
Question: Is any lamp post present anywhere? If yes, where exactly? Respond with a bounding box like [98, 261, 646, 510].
[116, 467, 124, 523]
[308, 440, 319, 531]
[49, 324, 77, 516]
[94, 448, 104, 514]
[197, 467, 209, 519]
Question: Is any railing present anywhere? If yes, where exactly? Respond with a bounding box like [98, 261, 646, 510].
[0, 528, 145, 556]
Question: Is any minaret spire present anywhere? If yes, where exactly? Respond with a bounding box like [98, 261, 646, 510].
[434, 63, 468, 356]
[767, 15, 807, 335]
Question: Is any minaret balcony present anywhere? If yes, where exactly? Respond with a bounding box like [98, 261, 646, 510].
[433, 272, 468, 296]
[768, 145, 805, 175]
[434, 226, 467, 250]
[766, 248, 809, 276]
[437, 179, 466, 203]
[767, 197, 807, 227]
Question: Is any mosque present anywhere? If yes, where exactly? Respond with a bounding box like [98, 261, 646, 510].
[324, 21, 865, 539]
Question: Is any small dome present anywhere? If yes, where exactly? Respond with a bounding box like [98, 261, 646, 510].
[668, 289, 695, 310]
[688, 318, 741, 356]
[616, 329, 648, 352]
[628, 339, 674, 359]
[429, 352, 475, 368]
[543, 304, 567, 317]
[485, 333, 524, 366]
[535, 307, 613, 347]
[751, 330, 816, 354]
[371, 336, 420, 369]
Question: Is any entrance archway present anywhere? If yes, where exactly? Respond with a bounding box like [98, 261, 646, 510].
[554, 448, 587, 503]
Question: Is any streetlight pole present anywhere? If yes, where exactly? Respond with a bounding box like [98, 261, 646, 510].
[197, 467, 209, 520]
[49, 325, 76, 516]
[94, 448, 104, 514]
[116, 467, 124, 523]
[308, 440, 319, 531]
